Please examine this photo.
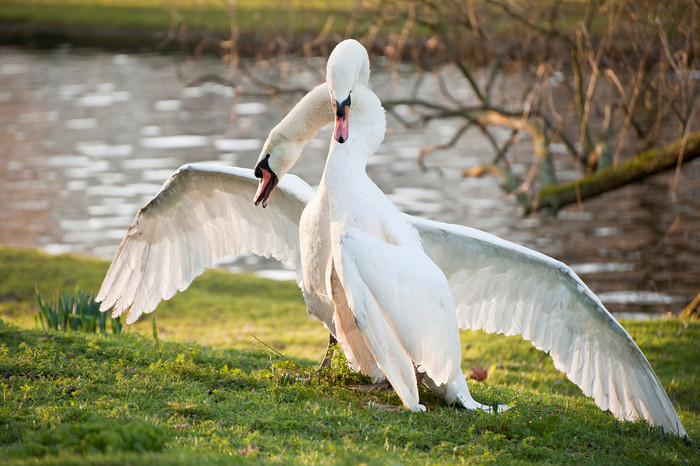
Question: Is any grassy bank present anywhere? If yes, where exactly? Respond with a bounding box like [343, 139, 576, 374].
[0, 247, 698, 463]
[0, 0, 351, 33]
[0, 0, 355, 52]
[0, 0, 596, 58]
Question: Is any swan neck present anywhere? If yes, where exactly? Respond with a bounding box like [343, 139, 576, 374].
[326, 86, 386, 166]
[324, 88, 386, 193]
[273, 83, 333, 143]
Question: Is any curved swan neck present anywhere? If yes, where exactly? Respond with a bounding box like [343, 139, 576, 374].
[271, 83, 333, 143]
[259, 83, 334, 179]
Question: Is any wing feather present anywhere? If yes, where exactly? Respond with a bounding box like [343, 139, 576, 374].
[97, 164, 314, 323]
[407, 214, 686, 436]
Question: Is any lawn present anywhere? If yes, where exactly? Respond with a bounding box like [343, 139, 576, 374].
[0, 247, 697, 463]
[0, 0, 355, 39]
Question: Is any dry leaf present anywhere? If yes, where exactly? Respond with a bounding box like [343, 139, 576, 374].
[468, 366, 488, 382]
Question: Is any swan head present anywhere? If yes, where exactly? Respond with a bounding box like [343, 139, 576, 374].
[326, 39, 370, 144]
[253, 133, 305, 208]
[252, 83, 332, 208]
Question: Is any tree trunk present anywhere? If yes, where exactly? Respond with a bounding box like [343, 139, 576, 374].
[531, 130, 700, 213]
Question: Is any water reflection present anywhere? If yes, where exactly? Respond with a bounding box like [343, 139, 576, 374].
[214, 139, 262, 151]
[75, 142, 133, 157]
[1, 47, 698, 319]
[141, 135, 210, 149]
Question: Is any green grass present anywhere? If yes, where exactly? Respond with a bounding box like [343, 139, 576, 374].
[0, 246, 698, 463]
[0, 0, 355, 37]
[0, 247, 328, 361]
[0, 0, 594, 40]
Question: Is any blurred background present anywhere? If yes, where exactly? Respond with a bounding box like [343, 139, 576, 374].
[1, 0, 698, 319]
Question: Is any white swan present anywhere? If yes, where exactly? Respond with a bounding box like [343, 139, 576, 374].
[320, 40, 502, 412]
[96, 40, 686, 436]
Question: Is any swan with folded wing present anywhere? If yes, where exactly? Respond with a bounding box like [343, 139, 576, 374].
[97, 40, 686, 436]
[313, 40, 507, 412]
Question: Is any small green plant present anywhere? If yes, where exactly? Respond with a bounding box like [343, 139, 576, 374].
[152, 316, 163, 359]
[36, 287, 122, 334]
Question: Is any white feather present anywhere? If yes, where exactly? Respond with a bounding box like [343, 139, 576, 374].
[96, 164, 313, 323]
[407, 215, 686, 436]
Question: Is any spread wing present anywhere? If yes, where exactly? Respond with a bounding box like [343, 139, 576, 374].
[406, 214, 686, 436]
[97, 164, 314, 324]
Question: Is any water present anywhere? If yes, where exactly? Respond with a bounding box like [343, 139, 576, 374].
[1, 47, 698, 319]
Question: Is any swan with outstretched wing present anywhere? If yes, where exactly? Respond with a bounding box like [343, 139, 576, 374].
[98, 81, 334, 327]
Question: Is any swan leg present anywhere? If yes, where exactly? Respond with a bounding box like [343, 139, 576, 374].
[414, 365, 425, 394]
[318, 333, 337, 371]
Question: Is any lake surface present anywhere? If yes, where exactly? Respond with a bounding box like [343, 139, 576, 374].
[1, 47, 698, 319]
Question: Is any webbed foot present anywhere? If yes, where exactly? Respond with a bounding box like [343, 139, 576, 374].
[457, 393, 513, 413]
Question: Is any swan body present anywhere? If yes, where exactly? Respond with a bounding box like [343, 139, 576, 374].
[96, 40, 686, 436]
